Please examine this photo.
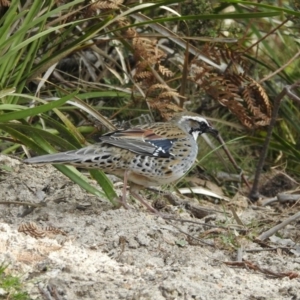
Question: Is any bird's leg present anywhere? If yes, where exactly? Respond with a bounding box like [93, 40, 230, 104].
[118, 173, 158, 213]
[117, 170, 130, 209]
[130, 184, 158, 214]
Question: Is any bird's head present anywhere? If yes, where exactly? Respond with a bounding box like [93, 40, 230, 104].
[172, 112, 218, 140]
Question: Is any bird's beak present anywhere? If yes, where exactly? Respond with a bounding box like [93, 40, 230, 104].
[206, 126, 218, 136]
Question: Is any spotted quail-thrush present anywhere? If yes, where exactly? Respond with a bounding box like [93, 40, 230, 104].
[24, 112, 217, 209]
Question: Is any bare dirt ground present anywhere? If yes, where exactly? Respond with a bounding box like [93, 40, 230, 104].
[0, 154, 299, 300]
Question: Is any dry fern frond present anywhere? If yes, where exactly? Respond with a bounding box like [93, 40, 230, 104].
[147, 83, 176, 93]
[190, 45, 271, 129]
[44, 226, 67, 236]
[146, 83, 183, 118]
[148, 100, 183, 121]
[135, 71, 153, 79]
[116, 12, 180, 116]
[17, 252, 45, 263]
[0, 0, 10, 8]
[18, 222, 67, 239]
[89, 0, 123, 11]
[85, 0, 123, 17]
[18, 222, 46, 239]
[116, 114, 154, 129]
[126, 28, 171, 89]
[219, 74, 271, 129]
[146, 84, 178, 100]
[157, 91, 180, 99]
[158, 65, 174, 77]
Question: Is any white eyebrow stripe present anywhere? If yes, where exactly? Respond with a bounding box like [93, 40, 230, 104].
[178, 115, 209, 124]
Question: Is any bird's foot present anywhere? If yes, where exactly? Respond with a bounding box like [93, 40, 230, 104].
[117, 195, 131, 209]
[130, 191, 160, 214]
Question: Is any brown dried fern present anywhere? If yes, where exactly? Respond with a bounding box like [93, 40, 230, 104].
[148, 100, 183, 121]
[119, 18, 182, 117]
[18, 222, 67, 239]
[89, 0, 123, 12]
[147, 83, 176, 94]
[191, 45, 271, 129]
[158, 65, 174, 77]
[157, 91, 180, 99]
[18, 222, 45, 238]
[135, 71, 153, 80]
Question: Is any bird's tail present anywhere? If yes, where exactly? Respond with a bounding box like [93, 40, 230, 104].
[24, 146, 103, 167]
[24, 152, 79, 164]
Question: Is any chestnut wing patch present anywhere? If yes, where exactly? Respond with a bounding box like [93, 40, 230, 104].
[100, 128, 177, 157]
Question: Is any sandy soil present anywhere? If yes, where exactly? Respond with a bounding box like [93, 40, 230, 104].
[0, 154, 299, 300]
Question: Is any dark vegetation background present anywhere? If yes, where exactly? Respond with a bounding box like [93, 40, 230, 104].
[0, 0, 300, 209]
[0, 1, 300, 298]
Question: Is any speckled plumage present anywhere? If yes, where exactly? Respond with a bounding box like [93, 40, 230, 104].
[25, 112, 217, 201]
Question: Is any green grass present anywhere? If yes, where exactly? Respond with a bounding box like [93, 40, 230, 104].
[0, 264, 30, 300]
[0, 0, 299, 202]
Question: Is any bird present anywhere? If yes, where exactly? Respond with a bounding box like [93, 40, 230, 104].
[24, 112, 218, 211]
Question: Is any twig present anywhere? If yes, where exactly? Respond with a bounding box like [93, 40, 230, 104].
[162, 191, 225, 218]
[38, 283, 53, 300]
[244, 18, 290, 54]
[216, 134, 251, 189]
[261, 194, 300, 206]
[230, 206, 244, 226]
[225, 260, 299, 279]
[162, 215, 247, 233]
[260, 197, 278, 206]
[245, 246, 295, 253]
[249, 82, 300, 201]
[277, 193, 300, 202]
[165, 222, 212, 247]
[0, 201, 45, 207]
[257, 211, 300, 241]
[260, 49, 300, 83]
[236, 247, 243, 262]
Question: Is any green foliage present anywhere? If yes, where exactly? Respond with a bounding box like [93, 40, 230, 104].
[0, 264, 30, 300]
[0, 0, 300, 203]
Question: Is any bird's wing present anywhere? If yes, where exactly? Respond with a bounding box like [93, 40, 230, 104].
[24, 128, 178, 165]
[101, 127, 178, 157]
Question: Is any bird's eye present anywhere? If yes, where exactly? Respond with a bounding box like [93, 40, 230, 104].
[199, 121, 209, 131]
